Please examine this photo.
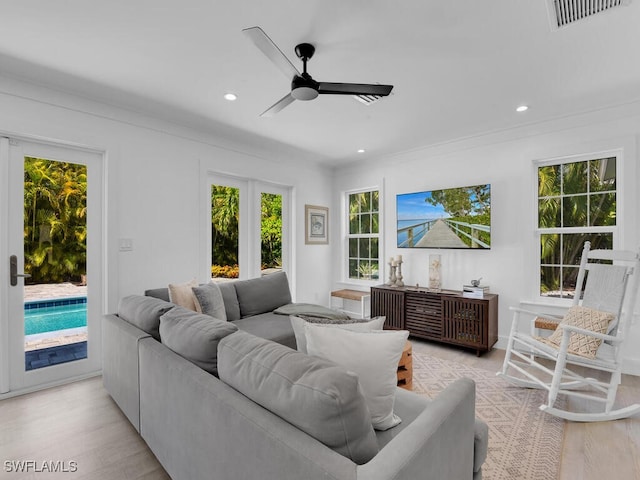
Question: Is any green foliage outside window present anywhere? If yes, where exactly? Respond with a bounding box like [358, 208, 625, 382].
[23, 157, 87, 284]
[211, 185, 240, 276]
[538, 157, 616, 297]
[210, 186, 282, 278]
[348, 190, 379, 280]
[261, 193, 282, 269]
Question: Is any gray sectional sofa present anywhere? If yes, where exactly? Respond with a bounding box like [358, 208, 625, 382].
[102, 272, 488, 480]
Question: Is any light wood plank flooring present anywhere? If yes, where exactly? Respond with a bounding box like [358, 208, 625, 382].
[1, 340, 639, 480]
[0, 376, 169, 480]
[412, 340, 640, 480]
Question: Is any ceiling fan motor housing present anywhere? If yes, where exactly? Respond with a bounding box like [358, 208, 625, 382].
[291, 74, 319, 100]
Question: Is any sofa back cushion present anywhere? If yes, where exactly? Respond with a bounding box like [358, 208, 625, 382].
[218, 282, 241, 320]
[118, 295, 174, 341]
[144, 288, 170, 302]
[234, 271, 292, 318]
[159, 306, 238, 375]
[218, 330, 379, 465]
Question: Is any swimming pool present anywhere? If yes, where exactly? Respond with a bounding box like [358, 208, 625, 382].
[24, 297, 87, 335]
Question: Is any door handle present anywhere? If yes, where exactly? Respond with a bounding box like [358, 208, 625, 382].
[10, 255, 31, 286]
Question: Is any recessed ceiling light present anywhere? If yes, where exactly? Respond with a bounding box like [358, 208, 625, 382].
[224, 93, 237, 101]
[357, 149, 365, 153]
[516, 105, 529, 112]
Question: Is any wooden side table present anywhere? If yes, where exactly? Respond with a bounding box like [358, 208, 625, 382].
[397, 341, 413, 390]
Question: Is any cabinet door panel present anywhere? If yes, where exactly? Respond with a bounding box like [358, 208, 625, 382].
[371, 288, 405, 329]
[442, 298, 487, 347]
[405, 292, 442, 338]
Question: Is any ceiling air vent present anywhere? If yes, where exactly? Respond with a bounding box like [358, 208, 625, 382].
[549, 0, 629, 29]
[352, 94, 384, 106]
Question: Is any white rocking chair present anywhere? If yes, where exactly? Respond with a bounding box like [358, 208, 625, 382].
[497, 241, 640, 422]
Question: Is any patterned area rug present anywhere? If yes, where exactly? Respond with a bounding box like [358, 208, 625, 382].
[411, 352, 565, 480]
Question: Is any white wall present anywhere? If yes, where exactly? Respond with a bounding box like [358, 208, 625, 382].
[332, 101, 640, 374]
[0, 75, 334, 312]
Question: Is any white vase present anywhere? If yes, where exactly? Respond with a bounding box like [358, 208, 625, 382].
[429, 254, 441, 291]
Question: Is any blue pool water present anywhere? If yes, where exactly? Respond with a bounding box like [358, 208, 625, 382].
[24, 297, 87, 335]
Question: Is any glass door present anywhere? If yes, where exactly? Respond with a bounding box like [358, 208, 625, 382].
[1, 138, 103, 395]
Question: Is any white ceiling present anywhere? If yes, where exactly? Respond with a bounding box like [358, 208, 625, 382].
[1, 0, 639, 166]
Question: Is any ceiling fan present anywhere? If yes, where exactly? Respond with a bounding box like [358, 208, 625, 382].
[242, 26, 394, 117]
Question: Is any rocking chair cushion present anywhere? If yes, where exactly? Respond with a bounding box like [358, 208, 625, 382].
[540, 305, 615, 359]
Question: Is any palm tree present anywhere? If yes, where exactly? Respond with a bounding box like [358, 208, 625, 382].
[23, 158, 87, 283]
[211, 185, 240, 269]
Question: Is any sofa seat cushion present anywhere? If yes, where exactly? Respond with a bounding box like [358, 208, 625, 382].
[474, 419, 489, 474]
[118, 295, 174, 341]
[375, 388, 489, 474]
[217, 330, 379, 465]
[234, 271, 292, 317]
[159, 306, 238, 375]
[374, 387, 428, 448]
[232, 313, 296, 349]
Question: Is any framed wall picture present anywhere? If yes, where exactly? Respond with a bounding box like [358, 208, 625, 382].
[305, 205, 329, 244]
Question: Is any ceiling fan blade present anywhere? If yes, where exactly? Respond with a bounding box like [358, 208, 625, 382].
[260, 93, 296, 117]
[242, 26, 300, 80]
[317, 82, 394, 96]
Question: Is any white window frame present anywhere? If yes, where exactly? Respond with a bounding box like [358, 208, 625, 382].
[534, 149, 621, 303]
[343, 186, 382, 286]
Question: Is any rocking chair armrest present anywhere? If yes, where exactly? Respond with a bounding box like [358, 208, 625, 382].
[508, 306, 564, 321]
[559, 324, 622, 343]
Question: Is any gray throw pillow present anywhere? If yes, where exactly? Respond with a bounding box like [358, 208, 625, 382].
[118, 295, 174, 340]
[218, 330, 379, 464]
[159, 306, 238, 375]
[192, 282, 227, 320]
[234, 271, 292, 317]
[290, 315, 386, 354]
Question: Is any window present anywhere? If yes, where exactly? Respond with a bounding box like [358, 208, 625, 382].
[208, 175, 289, 281]
[347, 189, 380, 281]
[537, 155, 617, 298]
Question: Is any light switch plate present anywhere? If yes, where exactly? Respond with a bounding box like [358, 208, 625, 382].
[119, 238, 133, 252]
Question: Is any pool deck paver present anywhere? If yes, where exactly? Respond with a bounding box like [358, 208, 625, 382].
[24, 282, 87, 301]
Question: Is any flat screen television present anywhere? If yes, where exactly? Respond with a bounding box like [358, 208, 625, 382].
[397, 184, 491, 249]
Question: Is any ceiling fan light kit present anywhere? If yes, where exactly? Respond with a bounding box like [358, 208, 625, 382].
[242, 26, 393, 116]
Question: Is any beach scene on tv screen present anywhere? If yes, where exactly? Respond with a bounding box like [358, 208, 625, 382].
[397, 184, 491, 249]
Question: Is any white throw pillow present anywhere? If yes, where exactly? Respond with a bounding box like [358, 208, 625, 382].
[305, 325, 409, 431]
[290, 315, 386, 354]
[168, 279, 198, 311]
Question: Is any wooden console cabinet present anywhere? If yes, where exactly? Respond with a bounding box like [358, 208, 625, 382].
[371, 285, 498, 355]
